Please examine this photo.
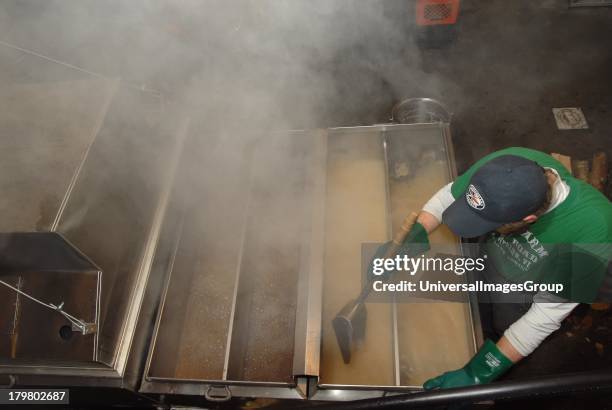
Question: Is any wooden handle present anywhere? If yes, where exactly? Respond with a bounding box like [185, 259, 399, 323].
[381, 212, 419, 259]
[393, 212, 419, 245]
[362, 212, 419, 300]
[589, 152, 608, 192]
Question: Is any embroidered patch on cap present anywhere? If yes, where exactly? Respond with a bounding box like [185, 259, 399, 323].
[466, 184, 485, 210]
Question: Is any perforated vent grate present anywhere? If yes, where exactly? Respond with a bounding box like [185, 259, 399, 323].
[424, 4, 452, 20]
[416, 0, 459, 26]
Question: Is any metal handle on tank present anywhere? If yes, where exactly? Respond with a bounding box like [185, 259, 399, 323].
[204, 385, 231, 402]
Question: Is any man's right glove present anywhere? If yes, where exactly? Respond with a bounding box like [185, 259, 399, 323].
[423, 339, 513, 390]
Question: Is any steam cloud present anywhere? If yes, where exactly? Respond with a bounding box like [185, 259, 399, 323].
[0, 0, 450, 130]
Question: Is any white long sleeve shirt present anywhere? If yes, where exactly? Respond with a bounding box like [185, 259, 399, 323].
[422, 168, 576, 356]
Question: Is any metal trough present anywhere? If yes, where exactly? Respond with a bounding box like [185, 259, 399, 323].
[141, 123, 481, 401]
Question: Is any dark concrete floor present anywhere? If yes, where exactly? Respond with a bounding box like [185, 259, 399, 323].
[0, 0, 611, 407]
[429, 1, 612, 176]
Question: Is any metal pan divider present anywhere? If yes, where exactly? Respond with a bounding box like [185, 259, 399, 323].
[381, 129, 402, 387]
[291, 130, 328, 398]
[222, 168, 256, 381]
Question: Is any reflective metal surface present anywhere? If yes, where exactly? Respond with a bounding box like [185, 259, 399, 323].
[0, 42, 187, 389]
[0, 233, 100, 363]
[0, 43, 478, 399]
[391, 98, 452, 125]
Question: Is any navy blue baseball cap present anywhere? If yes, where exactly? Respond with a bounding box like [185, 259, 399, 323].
[442, 155, 548, 238]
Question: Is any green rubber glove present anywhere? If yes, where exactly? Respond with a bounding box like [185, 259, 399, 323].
[367, 222, 431, 280]
[423, 339, 513, 390]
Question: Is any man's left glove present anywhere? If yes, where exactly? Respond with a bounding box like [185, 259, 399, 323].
[423, 339, 513, 390]
[367, 222, 430, 280]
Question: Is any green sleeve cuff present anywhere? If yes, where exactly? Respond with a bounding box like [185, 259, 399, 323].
[400, 221, 430, 255]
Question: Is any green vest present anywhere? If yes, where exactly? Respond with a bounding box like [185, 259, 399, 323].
[451, 147, 612, 302]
